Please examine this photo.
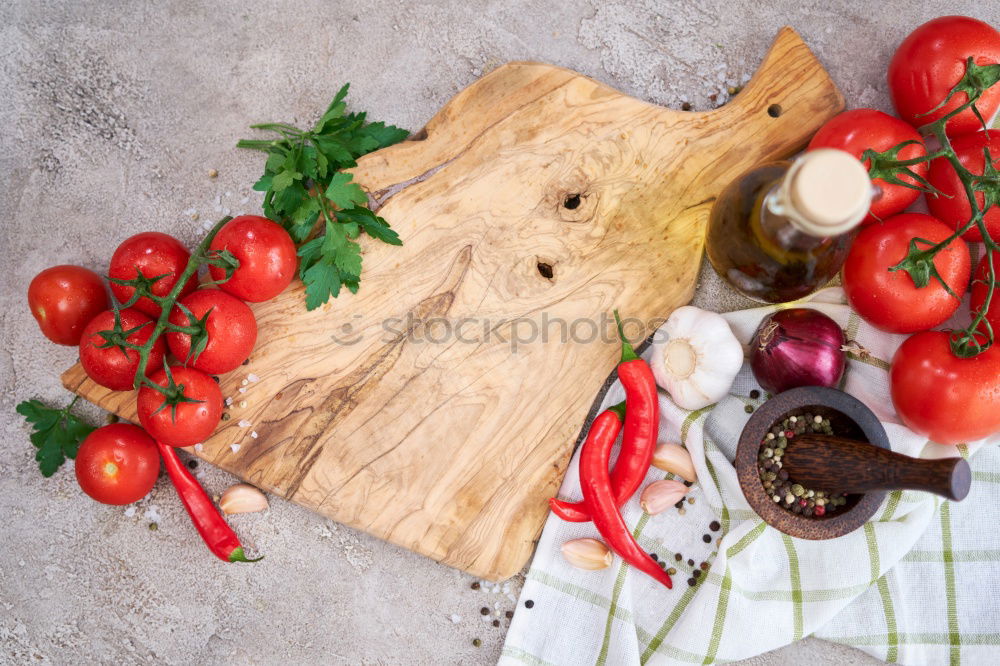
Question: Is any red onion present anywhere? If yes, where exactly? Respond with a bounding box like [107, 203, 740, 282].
[750, 308, 846, 394]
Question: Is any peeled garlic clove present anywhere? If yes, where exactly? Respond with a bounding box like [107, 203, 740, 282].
[218, 483, 269, 514]
[640, 479, 689, 515]
[651, 443, 697, 483]
[561, 538, 613, 570]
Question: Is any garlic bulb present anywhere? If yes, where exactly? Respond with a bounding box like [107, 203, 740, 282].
[650, 306, 743, 410]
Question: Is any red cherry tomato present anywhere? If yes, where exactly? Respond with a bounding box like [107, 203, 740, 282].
[209, 216, 297, 302]
[889, 16, 1000, 135]
[842, 213, 970, 333]
[27, 265, 108, 345]
[926, 130, 1000, 243]
[108, 232, 198, 317]
[970, 252, 1000, 337]
[137, 366, 222, 447]
[166, 289, 258, 375]
[890, 331, 1000, 444]
[80, 308, 166, 390]
[807, 109, 927, 225]
[75, 423, 160, 505]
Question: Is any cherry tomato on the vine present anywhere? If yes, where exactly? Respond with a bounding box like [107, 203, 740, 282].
[137, 365, 222, 447]
[209, 215, 297, 302]
[807, 109, 927, 225]
[80, 308, 166, 390]
[108, 232, 198, 317]
[926, 130, 1000, 243]
[842, 213, 970, 333]
[890, 331, 1000, 444]
[27, 265, 108, 345]
[75, 423, 160, 505]
[888, 16, 1000, 135]
[166, 289, 258, 375]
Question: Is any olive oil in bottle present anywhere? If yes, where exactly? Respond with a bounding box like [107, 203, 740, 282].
[705, 149, 873, 303]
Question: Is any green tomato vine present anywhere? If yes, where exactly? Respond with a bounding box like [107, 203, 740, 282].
[866, 58, 1000, 358]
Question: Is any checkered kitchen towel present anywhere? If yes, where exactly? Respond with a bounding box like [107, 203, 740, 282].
[501, 288, 1000, 665]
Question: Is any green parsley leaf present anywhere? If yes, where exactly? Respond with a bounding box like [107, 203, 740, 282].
[325, 172, 368, 209]
[238, 84, 410, 310]
[16, 398, 95, 477]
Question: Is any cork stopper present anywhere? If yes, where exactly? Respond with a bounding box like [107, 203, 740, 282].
[781, 149, 872, 237]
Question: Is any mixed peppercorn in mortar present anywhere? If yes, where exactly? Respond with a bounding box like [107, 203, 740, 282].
[757, 412, 850, 517]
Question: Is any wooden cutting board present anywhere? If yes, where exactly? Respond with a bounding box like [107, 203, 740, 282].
[63, 27, 842, 580]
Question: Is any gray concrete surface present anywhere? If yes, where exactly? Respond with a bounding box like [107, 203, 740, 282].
[2, 1, 996, 663]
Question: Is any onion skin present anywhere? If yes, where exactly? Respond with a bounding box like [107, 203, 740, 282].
[750, 308, 846, 394]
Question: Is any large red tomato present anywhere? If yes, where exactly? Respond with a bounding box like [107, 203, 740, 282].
[807, 109, 927, 225]
[108, 232, 198, 317]
[970, 252, 1000, 336]
[137, 365, 222, 447]
[80, 308, 166, 390]
[75, 423, 160, 505]
[890, 331, 1000, 444]
[926, 130, 1000, 243]
[842, 213, 970, 333]
[889, 16, 1000, 135]
[166, 289, 258, 374]
[209, 216, 297, 302]
[27, 265, 108, 345]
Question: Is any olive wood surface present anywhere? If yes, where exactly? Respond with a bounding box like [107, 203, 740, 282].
[62, 28, 843, 579]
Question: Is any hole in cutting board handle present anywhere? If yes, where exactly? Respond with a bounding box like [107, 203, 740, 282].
[537, 262, 554, 279]
[767, 104, 782, 118]
[563, 193, 582, 209]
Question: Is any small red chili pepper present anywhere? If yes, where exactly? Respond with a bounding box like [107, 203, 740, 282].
[157, 441, 262, 563]
[579, 403, 672, 588]
[550, 311, 659, 522]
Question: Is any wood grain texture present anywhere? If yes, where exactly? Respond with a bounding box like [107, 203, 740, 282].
[62, 27, 843, 579]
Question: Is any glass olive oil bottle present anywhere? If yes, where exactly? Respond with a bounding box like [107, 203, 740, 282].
[706, 149, 873, 303]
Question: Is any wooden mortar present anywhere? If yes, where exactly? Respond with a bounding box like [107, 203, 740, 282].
[735, 386, 891, 540]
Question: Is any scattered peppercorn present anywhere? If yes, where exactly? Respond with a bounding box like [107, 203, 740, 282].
[692, 570, 701, 578]
[492, 619, 500, 627]
[187, 459, 198, 470]
[505, 611, 514, 619]
[675, 553, 683, 562]
[700, 562, 709, 570]
[667, 567, 677, 576]
[681, 101, 692, 111]
[480, 607, 489, 616]
[744, 405, 754, 414]
[222, 412, 231, 421]
[471, 581, 480, 590]
[687, 559, 694, 567]
[105, 413, 119, 424]
[211, 375, 220, 383]
[148, 522, 158, 531]
[242, 358, 250, 366]
[749, 389, 760, 399]
[650, 552, 658, 562]
[702, 534, 711, 543]
[472, 638, 482, 647]
[658, 561, 666, 570]
[687, 578, 697, 587]
[709, 521, 720, 532]
[525, 600, 534, 609]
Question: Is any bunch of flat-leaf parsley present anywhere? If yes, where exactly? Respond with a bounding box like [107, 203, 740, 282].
[237, 84, 409, 310]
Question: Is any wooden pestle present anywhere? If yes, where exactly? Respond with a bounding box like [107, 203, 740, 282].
[781, 434, 971, 501]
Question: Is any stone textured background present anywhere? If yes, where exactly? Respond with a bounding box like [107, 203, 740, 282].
[2, 1, 996, 663]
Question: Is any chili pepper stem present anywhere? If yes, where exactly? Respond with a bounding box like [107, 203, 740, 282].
[228, 547, 264, 563]
[613, 309, 640, 363]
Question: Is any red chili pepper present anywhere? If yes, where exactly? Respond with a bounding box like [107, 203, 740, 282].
[579, 404, 672, 588]
[550, 311, 659, 522]
[156, 441, 262, 563]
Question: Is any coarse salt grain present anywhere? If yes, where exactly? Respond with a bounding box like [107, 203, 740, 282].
[449, 614, 461, 624]
[225, 397, 233, 406]
[230, 444, 241, 453]
[240, 401, 247, 408]
[247, 373, 259, 382]
[194, 443, 204, 452]
[239, 387, 247, 394]
[241, 379, 249, 386]
[124, 507, 136, 517]
[251, 431, 258, 439]
[238, 419, 252, 428]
